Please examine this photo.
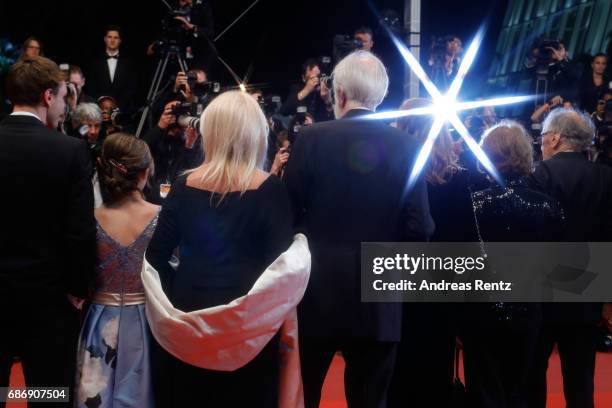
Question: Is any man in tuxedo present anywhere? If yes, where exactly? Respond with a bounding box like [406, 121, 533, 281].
[528, 108, 612, 408]
[86, 25, 138, 115]
[0, 56, 96, 407]
[284, 51, 434, 408]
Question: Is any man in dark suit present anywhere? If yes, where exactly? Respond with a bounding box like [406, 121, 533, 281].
[528, 108, 612, 408]
[86, 25, 138, 115]
[284, 51, 434, 408]
[0, 57, 96, 407]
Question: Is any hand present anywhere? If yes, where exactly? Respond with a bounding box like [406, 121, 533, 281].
[549, 95, 563, 107]
[146, 42, 156, 57]
[174, 71, 191, 94]
[184, 126, 198, 149]
[602, 303, 612, 332]
[158, 101, 179, 130]
[174, 16, 195, 30]
[300, 76, 319, 99]
[67, 294, 85, 310]
[320, 79, 332, 105]
[271, 147, 290, 176]
[546, 46, 566, 62]
[66, 82, 78, 110]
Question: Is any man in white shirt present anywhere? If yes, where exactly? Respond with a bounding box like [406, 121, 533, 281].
[86, 25, 138, 114]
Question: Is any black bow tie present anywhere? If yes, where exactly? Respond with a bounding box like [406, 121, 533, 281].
[106, 54, 118, 59]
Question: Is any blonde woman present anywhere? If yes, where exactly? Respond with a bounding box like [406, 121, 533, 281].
[146, 90, 294, 407]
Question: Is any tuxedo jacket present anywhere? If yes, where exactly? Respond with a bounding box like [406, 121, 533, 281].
[86, 53, 138, 113]
[284, 109, 434, 341]
[0, 115, 96, 309]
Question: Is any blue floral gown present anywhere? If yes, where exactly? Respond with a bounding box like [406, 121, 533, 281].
[75, 214, 158, 408]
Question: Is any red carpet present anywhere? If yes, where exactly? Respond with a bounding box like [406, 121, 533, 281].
[7, 349, 612, 407]
[317, 349, 612, 408]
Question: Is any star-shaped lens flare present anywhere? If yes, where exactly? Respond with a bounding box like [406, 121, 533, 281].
[363, 28, 532, 190]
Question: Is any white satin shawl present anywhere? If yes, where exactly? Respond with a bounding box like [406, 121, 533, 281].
[141, 233, 311, 408]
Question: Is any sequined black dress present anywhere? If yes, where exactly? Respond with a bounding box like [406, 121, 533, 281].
[461, 176, 564, 408]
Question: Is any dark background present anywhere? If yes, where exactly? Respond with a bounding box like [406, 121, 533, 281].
[0, 0, 509, 109]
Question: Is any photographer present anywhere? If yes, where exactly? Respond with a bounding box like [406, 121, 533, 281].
[97, 96, 125, 135]
[143, 100, 203, 204]
[68, 65, 94, 105]
[354, 26, 374, 52]
[541, 40, 581, 102]
[530, 95, 573, 124]
[71, 103, 103, 150]
[147, 0, 215, 71]
[279, 58, 333, 122]
[270, 111, 314, 177]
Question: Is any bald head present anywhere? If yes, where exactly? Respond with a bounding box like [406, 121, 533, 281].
[541, 108, 594, 159]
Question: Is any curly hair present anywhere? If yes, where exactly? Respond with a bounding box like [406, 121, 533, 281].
[480, 120, 533, 177]
[97, 133, 153, 204]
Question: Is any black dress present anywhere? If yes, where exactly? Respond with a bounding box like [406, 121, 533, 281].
[461, 177, 564, 408]
[389, 169, 478, 408]
[145, 174, 293, 407]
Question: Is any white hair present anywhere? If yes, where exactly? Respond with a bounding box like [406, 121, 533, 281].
[189, 90, 268, 203]
[542, 108, 595, 152]
[73, 103, 102, 123]
[332, 50, 389, 111]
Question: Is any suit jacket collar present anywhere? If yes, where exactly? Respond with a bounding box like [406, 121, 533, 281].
[549, 151, 588, 161]
[1, 114, 46, 128]
[343, 108, 373, 119]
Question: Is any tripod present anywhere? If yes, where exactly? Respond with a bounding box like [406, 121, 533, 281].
[136, 43, 189, 138]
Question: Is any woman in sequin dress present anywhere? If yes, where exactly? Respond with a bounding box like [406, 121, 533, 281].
[76, 133, 159, 408]
[461, 121, 564, 408]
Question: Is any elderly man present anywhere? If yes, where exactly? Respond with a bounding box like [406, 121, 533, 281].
[284, 51, 433, 408]
[71, 103, 103, 147]
[529, 108, 612, 408]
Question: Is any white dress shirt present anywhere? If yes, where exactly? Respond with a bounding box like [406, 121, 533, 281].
[106, 51, 119, 83]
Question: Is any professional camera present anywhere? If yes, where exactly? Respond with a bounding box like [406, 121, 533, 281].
[172, 102, 203, 130]
[172, 102, 203, 117]
[288, 106, 311, 145]
[177, 115, 200, 130]
[191, 80, 221, 97]
[536, 39, 562, 67]
[160, 7, 192, 45]
[259, 95, 282, 117]
[333, 34, 363, 61]
[320, 74, 333, 90]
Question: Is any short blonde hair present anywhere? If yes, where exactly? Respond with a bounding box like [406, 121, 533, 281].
[190, 90, 268, 202]
[480, 120, 533, 176]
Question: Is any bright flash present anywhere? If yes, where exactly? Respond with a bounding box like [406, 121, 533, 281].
[364, 27, 532, 190]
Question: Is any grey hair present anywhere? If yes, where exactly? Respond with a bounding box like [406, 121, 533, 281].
[332, 50, 388, 110]
[542, 108, 595, 152]
[73, 103, 102, 123]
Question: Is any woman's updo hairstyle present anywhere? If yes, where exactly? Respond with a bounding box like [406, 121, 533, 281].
[97, 133, 153, 203]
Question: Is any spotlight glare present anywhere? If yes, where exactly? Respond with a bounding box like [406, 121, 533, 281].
[382, 26, 531, 188]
